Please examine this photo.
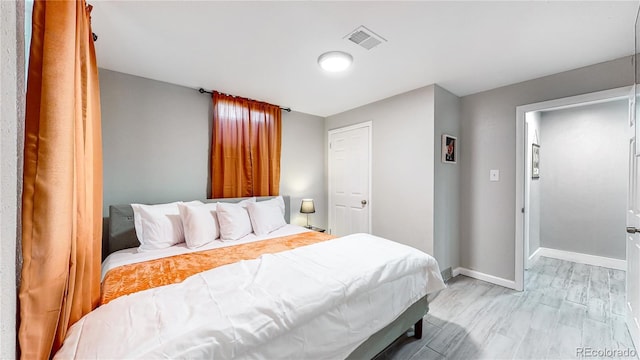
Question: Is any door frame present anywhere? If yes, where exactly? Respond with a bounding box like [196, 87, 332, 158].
[514, 86, 632, 291]
[327, 121, 373, 235]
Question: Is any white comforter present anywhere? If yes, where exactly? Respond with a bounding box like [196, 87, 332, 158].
[55, 233, 445, 359]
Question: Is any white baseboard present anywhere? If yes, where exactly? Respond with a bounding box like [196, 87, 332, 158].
[536, 247, 626, 270]
[528, 247, 542, 267]
[452, 267, 517, 290]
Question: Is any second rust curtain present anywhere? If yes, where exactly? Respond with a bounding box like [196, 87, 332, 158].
[211, 92, 281, 198]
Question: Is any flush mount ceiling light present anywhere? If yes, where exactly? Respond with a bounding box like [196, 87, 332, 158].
[318, 51, 353, 72]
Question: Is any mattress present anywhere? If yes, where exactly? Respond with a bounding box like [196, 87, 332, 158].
[56, 232, 445, 359]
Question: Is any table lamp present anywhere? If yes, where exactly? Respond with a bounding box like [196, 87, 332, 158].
[300, 199, 315, 228]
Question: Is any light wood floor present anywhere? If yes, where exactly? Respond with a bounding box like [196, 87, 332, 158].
[382, 256, 637, 360]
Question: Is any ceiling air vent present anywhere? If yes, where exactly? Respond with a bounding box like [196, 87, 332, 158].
[345, 26, 386, 50]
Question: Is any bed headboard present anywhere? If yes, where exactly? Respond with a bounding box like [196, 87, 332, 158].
[107, 195, 290, 257]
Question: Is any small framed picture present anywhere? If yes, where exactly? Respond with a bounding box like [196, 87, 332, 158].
[532, 144, 540, 179]
[442, 134, 457, 164]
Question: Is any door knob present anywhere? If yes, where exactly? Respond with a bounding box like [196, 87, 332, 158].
[361, 200, 367, 205]
[627, 226, 640, 234]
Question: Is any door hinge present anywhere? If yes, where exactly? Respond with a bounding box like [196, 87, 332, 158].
[330, 142, 332, 149]
[521, 207, 525, 214]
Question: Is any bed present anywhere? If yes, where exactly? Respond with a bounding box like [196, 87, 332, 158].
[54, 196, 445, 359]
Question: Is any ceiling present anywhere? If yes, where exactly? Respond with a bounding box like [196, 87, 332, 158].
[91, 1, 638, 117]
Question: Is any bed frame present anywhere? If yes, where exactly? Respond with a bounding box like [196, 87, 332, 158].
[106, 195, 426, 359]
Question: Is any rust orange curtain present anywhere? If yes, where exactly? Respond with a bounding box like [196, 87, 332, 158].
[19, 1, 102, 359]
[211, 92, 281, 198]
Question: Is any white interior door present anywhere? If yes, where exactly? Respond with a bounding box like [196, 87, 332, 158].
[328, 122, 371, 236]
[626, 85, 640, 349]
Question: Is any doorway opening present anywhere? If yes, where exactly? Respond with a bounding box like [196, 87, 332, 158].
[515, 86, 632, 291]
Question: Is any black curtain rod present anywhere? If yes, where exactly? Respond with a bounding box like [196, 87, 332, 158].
[198, 88, 292, 113]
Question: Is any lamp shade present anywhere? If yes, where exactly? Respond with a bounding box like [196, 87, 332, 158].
[300, 199, 316, 214]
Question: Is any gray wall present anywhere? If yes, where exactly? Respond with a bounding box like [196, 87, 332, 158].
[325, 85, 436, 255]
[1, 1, 24, 357]
[460, 56, 632, 281]
[280, 111, 327, 228]
[540, 100, 628, 260]
[526, 111, 541, 257]
[434, 85, 461, 271]
[100, 69, 326, 227]
[100, 69, 210, 211]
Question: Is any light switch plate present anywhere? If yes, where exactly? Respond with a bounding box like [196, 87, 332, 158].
[490, 169, 500, 182]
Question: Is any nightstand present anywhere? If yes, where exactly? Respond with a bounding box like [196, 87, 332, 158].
[306, 226, 326, 233]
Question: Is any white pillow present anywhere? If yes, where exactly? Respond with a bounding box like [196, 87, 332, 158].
[247, 197, 286, 235]
[132, 201, 178, 243]
[216, 198, 256, 241]
[262, 196, 286, 216]
[178, 202, 220, 249]
[131, 201, 201, 252]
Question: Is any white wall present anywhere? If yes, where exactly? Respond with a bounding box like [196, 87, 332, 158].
[460, 56, 632, 281]
[99, 69, 327, 228]
[539, 100, 628, 260]
[0, 1, 24, 357]
[526, 111, 541, 257]
[325, 85, 436, 255]
[434, 85, 461, 271]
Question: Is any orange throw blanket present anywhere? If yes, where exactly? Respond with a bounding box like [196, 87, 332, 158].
[101, 231, 336, 305]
